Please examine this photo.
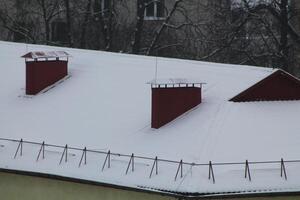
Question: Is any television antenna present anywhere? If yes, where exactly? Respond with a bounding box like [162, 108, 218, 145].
[154, 50, 159, 84]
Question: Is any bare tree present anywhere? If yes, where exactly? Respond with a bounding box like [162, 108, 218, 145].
[64, 0, 73, 47]
[80, 0, 92, 48]
[33, 0, 63, 44]
[0, 0, 37, 43]
[232, 0, 300, 72]
[93, 0, 116, 51]
[131, 0, 187, 55]
[0, 0, 299, 75]
[146, 0, 183, 55]
[131, 0, 146, 54]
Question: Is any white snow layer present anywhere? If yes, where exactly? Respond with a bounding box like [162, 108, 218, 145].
[0, 41, 300, 195]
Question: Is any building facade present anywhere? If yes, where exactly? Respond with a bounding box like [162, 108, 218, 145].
[0, 0, 299, 73]
[0, 0, 231, 54]
[1, 171, 300, 200]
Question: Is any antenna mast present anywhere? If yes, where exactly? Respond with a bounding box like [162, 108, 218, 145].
[155, 52, 158, 84]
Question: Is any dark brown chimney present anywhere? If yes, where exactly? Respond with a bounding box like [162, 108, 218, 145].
[21, 51, 70, 95]
[151, 81, 202, 129]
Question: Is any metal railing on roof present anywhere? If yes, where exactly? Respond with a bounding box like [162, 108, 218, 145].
[0, 137, 293, 184]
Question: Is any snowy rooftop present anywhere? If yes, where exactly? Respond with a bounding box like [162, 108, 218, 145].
[1, 41, 300, 197]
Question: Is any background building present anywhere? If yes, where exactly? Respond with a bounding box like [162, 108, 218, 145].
[0, 0, 299, 75]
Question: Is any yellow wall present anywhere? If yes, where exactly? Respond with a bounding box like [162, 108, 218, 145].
[224, 196, 300, 200]
[1, 171, 300, 200]
[0, 172, 175, 200]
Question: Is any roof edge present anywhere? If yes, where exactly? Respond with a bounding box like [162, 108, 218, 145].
[1, 168, 300, 199]
[0, 168, 183, 198]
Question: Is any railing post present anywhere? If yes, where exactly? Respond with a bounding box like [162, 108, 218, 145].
[14, 139, 23, 159]
[245, 160, 251, 181]
[175, 159, 183, 181]
[42, 141, 45, 159]
[208, 161, 215, 184]
[102, 150, 111, 171]
[59, 144, 68, 164]
[36, 141, 45, 161]
[79, 147, 87, 167]
[132, 154, 134, 171]
[149, 156, 158, 178]
[126, 153, 135, 174]
[65, 145, 68, 162]
[281, 158, 287, 180]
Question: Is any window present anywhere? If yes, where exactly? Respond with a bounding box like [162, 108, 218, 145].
[94, 0, 110, 19]
[144, 0, 165, 20]
[101, 0, 110, 15]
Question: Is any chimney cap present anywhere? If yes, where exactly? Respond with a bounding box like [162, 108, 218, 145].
[21, 51, 71, 59]
[147, 78, 205, 88]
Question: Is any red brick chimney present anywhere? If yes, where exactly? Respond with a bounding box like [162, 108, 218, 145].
[150, 80, 203, 129]
[21, 51, 70, 95]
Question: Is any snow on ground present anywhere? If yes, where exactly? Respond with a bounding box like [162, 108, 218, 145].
[0, 41, 300, 195]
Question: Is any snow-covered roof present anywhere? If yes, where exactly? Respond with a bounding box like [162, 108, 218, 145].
[1, 41, 300, 197]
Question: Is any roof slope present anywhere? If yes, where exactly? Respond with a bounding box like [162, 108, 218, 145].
[0, 41, 300, 197]
[230, 69, 300, 102]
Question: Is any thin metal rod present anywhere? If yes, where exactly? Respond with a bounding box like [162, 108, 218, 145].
[13, 139, 23, 159]
[245, 160, 251, 181]
[126, 153, 135, 174]
[65, 145, 68, 162]
[102, 150, 111, 171]
[21, 139, 23, 156]
[132, 153, 134, 172]
[79, 147, 87, 167]
[36, 141, 45, 161]
[149, 156, 158, 178]
[208, 161, 215, 184]
[108, 150, 111, 168]
[281, 158, 287, 180]
[84, 147, 87, 164]
[155, 55, 158, 84]
[59, 145, 68, 164]
[175, 160, 183, 181]
[42, 141, 45, 159]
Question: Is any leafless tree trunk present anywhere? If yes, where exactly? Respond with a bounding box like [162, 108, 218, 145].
[64, 0, 73, 47]
[146, 0, 183, 55]
[94, 0, 115, 50]
[80, 0, 91, 48]
[0, 1, 36, 43]
[131, 0, 146, 54]
[35, 0, 62, 44]
[242, 0, 300, 71]
[105, 0, 114, 51]
[279, 0, 289, 70]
